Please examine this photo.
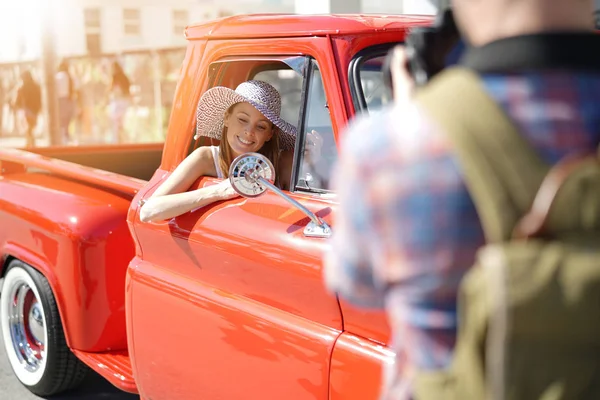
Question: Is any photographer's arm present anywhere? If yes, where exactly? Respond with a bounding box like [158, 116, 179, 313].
[139, 146, 237, 222]
[390, 46, 416, 104]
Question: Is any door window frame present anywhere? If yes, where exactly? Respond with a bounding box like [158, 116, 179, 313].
[348, 42, 400, 115]
[189, 55, 308, 156]
[289, 58, 336, 196]
[189, 54, 337, 198]
[289, 57, 311, 193]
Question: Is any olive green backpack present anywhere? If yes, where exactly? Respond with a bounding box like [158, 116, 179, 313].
[412, 68, 600, 400]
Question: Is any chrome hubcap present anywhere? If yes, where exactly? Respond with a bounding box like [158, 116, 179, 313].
[7, 281, 46, 373]
[28, 302, 45, 345]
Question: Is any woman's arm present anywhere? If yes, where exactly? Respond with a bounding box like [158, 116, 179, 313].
[139, 146, 238, 222]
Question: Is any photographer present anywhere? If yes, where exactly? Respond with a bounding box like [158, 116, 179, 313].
[324, 1, 600, 399]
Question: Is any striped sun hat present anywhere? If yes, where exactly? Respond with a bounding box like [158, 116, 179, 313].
[195, 80, 297, 151]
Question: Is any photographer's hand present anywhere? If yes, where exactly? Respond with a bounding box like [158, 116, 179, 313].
[390, 45, 416, 104]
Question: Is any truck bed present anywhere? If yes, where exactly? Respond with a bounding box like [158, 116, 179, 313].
[31, 143, 164, 182]
[0, 144, 159, 359]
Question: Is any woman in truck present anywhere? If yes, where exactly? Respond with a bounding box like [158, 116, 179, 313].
[139, 80, 299, 223]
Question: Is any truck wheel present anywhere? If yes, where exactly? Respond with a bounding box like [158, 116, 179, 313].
[0, 260, 88, 396]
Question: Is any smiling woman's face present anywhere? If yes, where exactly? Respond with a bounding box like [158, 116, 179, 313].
[224, 102, 275, 158]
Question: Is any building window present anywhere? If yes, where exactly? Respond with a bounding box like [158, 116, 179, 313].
[84, 8, 102, 55]
[123, 8, 141, 36]
[173, 9, 189, 36]
[84, 8, 101, 32]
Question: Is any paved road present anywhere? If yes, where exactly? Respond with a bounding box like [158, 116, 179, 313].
[0, 334, 141, 400]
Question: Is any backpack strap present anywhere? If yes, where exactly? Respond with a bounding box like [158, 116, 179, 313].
[414, 68, 550, 243]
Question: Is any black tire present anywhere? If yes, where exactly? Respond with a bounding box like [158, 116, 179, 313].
[0, 259, 88, 396]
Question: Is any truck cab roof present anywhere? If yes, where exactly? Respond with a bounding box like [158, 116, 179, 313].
[186, 13, 434, 40]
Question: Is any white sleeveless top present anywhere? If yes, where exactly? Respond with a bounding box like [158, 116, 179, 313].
[209, 146, 225, 178]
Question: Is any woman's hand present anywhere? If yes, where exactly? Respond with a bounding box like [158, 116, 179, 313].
[304, 129, 324, 162]
[211, 179, 240, 201]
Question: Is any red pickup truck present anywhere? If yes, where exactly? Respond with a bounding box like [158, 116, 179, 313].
[0, 13, 432, 400]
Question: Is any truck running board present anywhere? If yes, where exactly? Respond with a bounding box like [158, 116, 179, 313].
[72, 349, 138, 394]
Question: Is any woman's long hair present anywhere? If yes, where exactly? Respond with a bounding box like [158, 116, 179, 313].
[218, 106, 282, 187]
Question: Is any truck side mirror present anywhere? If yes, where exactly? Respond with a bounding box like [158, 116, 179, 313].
[229, 153, 331, 238]
[229, 152, 276, 198]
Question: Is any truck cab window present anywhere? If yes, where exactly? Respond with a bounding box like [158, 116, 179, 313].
[295, 61, 336, 193]
[252, 68, 303, 129]
[189, 56, 336, 194]
[190, 57, 306, 154]
[359, 55, 391, 112]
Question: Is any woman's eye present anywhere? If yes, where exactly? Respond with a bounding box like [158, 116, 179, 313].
[238, 117, 248, 123]
[257, 125, 267, 131]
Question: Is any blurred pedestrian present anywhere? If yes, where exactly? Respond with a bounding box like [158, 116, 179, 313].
[56, 59, 76, 144]
[15, 70, 41, 147]
[107, 60, 131, 143]
[0, 74, 6, 136]
[324, 0, 600, 399]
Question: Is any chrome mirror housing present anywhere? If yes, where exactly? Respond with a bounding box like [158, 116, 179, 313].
[229, 153, 332, 238]
[229, 152, 275, 198]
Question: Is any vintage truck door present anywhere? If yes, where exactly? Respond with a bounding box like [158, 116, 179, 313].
[128, 39, 343, 400]
[328, 39, 399, 400]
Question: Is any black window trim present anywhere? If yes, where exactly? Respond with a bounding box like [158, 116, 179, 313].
[290, 57, 312, 193]
[291, 58, 336, 196]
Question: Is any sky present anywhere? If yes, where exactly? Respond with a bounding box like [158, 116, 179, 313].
[0, 1, 45, 61]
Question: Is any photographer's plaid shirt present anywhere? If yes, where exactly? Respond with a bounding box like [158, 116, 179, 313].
[324, 33, 600, 399]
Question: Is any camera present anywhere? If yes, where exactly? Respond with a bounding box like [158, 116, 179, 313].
[383, 8, 463, 95]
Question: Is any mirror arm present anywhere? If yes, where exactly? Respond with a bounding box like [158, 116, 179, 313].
[258, 177, 325, 227]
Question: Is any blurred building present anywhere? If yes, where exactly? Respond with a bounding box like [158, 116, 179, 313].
[61, 0, 299, 58]
[1, 0, 596, 63]
[0, 0, 450, 63]
[57, 0, 296, 58]
[294, 0, 440, 14]
[0, 0, 295, 63]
